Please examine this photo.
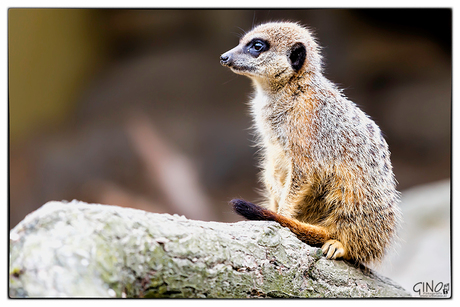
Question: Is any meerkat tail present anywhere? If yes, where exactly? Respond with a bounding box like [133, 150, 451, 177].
[231, 199, 329, 246]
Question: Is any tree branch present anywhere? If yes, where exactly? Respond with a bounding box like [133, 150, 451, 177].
[9, 200, 409, 298]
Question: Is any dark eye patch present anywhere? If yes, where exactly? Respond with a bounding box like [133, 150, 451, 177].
[246, 39, 270, 57]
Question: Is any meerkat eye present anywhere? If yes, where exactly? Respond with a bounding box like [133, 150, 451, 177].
[246, 39, 269, 57]
[253, 42, 264, 51]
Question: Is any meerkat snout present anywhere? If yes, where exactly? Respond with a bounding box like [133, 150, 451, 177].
[220, 53, 230, 65]
[220, 49, 235, 69]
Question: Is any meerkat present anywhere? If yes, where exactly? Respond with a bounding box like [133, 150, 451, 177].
[220, 22, 401, 265]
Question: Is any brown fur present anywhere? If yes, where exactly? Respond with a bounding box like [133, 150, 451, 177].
[221, 22, 401, 265]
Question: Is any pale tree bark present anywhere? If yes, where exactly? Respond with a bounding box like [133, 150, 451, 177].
[9, 200, 410, 298]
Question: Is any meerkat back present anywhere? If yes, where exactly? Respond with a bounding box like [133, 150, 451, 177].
[220, 22, 401, 265]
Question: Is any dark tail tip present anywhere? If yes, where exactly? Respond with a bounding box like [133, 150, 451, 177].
[230, 199, 274, 221]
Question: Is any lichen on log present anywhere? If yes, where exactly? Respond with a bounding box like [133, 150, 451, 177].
[9, 200, 410, 298]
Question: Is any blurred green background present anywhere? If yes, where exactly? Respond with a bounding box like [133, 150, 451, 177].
[8, 8, 451, 295]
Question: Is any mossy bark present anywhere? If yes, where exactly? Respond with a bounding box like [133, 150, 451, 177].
[9, 200, 410, 298]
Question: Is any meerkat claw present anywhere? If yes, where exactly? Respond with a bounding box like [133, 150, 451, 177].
[322, 239, 346, 260]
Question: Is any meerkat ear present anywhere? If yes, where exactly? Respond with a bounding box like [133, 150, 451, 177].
[289, 42, 306, 72]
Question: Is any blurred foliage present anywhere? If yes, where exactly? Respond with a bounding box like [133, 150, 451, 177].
[9, 9, 107, 142]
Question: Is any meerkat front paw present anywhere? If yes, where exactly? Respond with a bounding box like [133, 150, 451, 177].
[321, 239, 348, 260]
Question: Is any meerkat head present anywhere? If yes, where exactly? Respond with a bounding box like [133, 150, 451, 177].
[220, 22, 322, 90]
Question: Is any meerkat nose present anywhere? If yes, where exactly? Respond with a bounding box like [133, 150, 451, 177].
[220, 53, 232, 66]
